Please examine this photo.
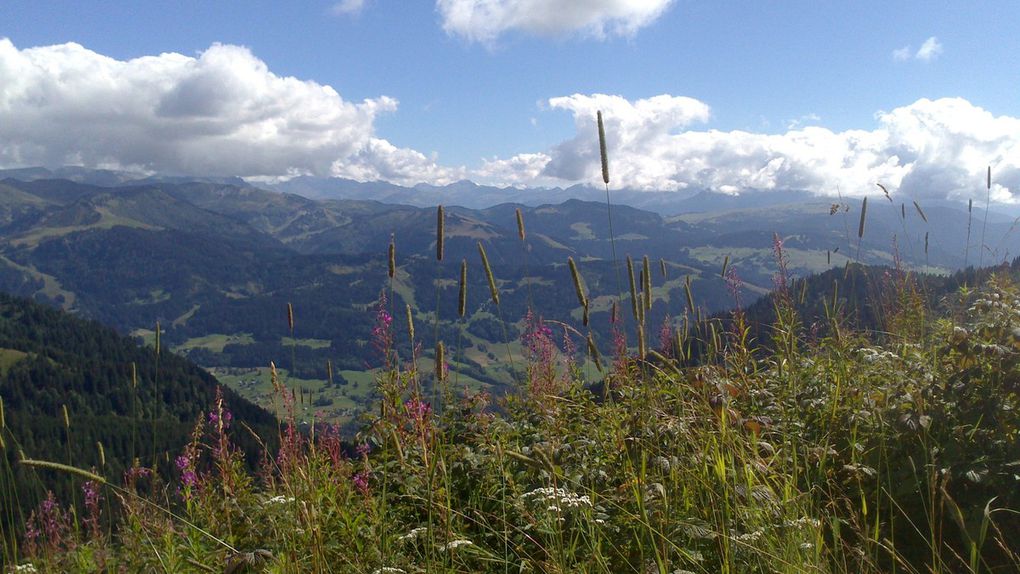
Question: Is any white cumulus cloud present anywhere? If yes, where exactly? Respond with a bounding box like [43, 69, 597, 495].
[436, 0, 674, 43]
[478, 94, 1020, 202]
[892, 36, 943, 62]
[915, 36, 943, 61]
[331, 0, 366, 16]
[0, 38, 459, 185]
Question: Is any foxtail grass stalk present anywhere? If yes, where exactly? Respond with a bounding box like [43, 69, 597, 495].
[21, 459, 106, 484]
[857, 197, 868, 261]
[130, 362, 138, 460]
[478, 243, 499, 306]
[477, 241, 518, 384]
[598, 110, 625, 311]
[913, 200, 928, 223]
[150, 320, 162, 469]
[436, 206, 445, 262]
[642, 255, 651, 312]
[598, 111, 610, 185]
[627, 256, 639, 322]
[435, 342, 446, 384]
[458, 259, 468, 317]
[966, 199, 974, 268]
[388, 235, 396, 279]
[684, 276, 696, 318]
[587, 333, 603, 373]
[514, 208, 536, 313]
[980, 166, 991, 268]
[568, 257, 588, 309]
[433, 205, 445, 374]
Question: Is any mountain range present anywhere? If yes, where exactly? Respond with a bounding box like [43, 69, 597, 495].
[1, 167, 1016, 429]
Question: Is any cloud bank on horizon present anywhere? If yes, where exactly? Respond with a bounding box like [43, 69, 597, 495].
[0, 38, 1017, 203]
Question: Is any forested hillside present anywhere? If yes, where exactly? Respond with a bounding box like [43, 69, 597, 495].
[0, 292, 277, 512]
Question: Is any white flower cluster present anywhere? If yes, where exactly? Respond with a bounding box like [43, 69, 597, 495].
[13, 565, 38, 573]
[264, 495, 295, 505]
[732, 529, 764, 543]
[521, 486, 592, 511]
[398, 527, 427, 543]
[371, 568, 407, 574]
[859, 347, 898, 364]
[441, 539, 474, 551]
[783, 517, 822, 529]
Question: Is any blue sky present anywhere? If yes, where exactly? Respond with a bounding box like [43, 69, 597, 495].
[1, 1, 1019, 201]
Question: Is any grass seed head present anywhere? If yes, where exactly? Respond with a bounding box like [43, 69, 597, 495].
[627, 256, 639, 321]
[684, 276, 696, 317]
[568, 256, 588, 308]
[388, 235, 396, 278]
[587, 333, 603, 372]
[435, 342, 446, 382]
[20, 459, 106, 484]
[478, 242, 500, 305]
[515, 208, 526, 241]
[913, 200, 928, 223]
[858, 197, 868, 239]
[597, 110, 610, 185]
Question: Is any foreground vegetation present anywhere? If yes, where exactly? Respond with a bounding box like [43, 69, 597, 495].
[3, 243, 1020, 572]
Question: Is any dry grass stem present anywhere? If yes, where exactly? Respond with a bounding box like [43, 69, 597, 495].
[459, 259, 468, 318]
[436, 205, 445, 262]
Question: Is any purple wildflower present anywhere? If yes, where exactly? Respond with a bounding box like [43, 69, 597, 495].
[82, 480, 102, 538]
[352, 469, 370, 497]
